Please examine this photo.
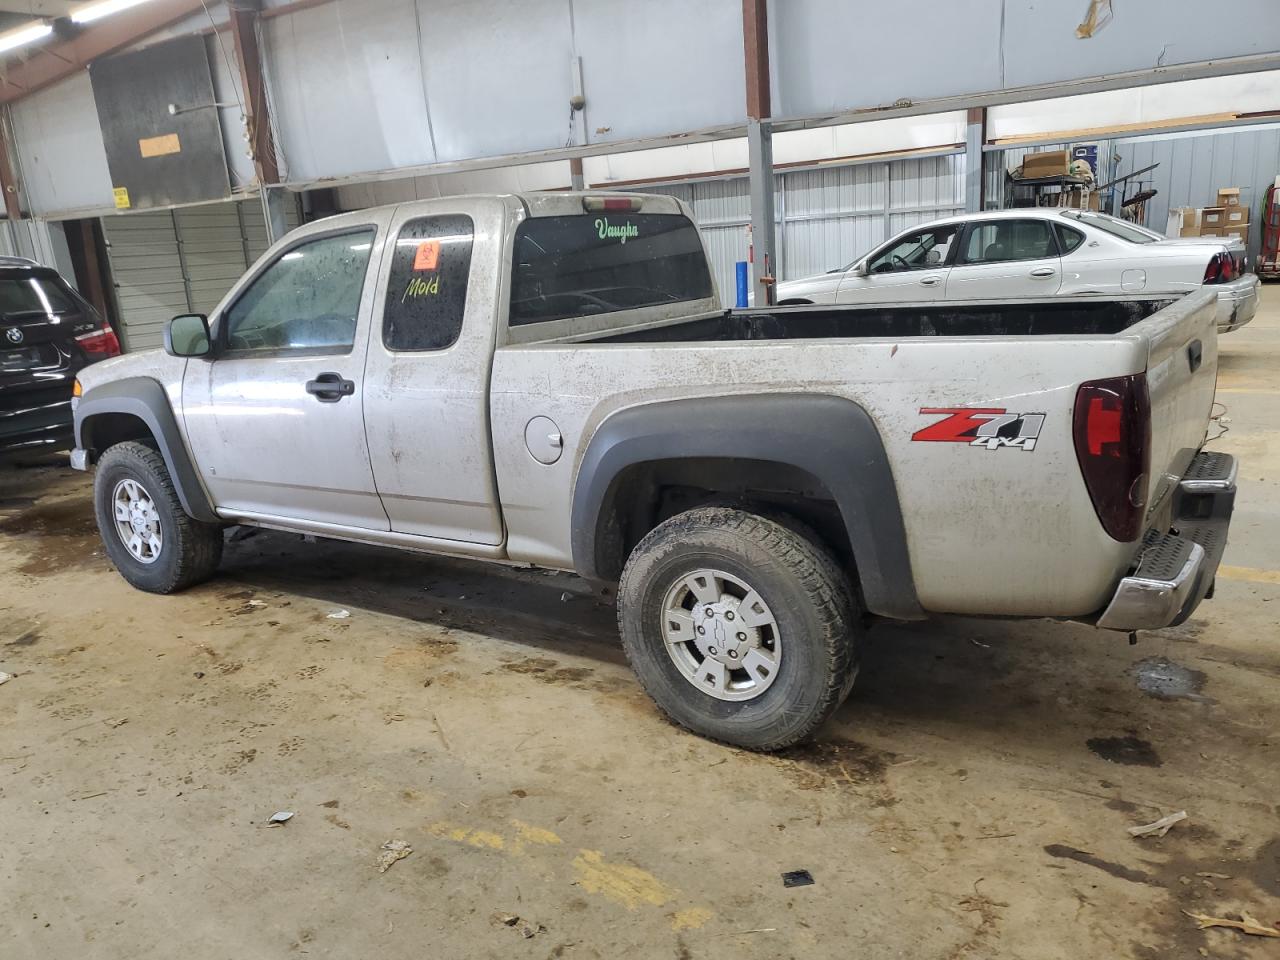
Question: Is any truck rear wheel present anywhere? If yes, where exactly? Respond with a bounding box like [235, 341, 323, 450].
[93, 441, 223, 594]
[618, 506, 860, 751]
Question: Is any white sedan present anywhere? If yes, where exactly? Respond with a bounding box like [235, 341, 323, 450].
[772, 208, 1259, 333]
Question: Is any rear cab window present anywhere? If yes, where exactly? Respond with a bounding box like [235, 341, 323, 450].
[509, 213, 713, 327]
[383, 215, 474, 351]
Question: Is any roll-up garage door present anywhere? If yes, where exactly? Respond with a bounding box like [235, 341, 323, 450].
[102, 197, 300, 352]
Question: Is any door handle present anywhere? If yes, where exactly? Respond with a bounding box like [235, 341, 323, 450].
[1029, 267, 1056, 277]
[306, 372, 355, 403]
[920, 276, 941, 286]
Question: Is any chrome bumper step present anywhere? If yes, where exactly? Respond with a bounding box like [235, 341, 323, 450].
[1097, 452, 1236, 632]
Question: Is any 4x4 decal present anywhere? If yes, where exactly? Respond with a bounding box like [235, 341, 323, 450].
[912, 407, 1045, 451]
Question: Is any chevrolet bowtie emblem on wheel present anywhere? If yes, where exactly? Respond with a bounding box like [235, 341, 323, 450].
[912, 407, 1046, 451]
[4, 326, 22, 344]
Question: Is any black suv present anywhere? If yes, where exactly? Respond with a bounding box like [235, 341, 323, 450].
[0, 256, 121, 460]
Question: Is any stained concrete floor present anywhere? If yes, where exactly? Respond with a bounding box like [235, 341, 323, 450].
[2, 288, 1279, 960]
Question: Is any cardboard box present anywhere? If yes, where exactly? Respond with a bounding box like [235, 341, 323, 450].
[1222, 225, 1249, 244]
[1201, 207, 1226, 227]
[1225, 207, 1250, 225]
[1021, 150, 1071, 178]
[1179, 226, 1204, 238]
[1178, 207, 1202, 228]
[1200, 225, 1226, 237]
[1216, 187, 1241, 206]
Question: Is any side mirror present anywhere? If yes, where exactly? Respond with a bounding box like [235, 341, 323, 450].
[853, 261, 871, 278]
[164, 313, 211, 357]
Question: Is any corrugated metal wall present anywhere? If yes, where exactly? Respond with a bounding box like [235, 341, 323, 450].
[103, 197, 301, 351]
[640, 153, 965, 300]
[0, 219, 75, 281]
[1110, 125, 1280, 263]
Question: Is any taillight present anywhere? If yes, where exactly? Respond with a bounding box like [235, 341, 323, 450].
[1073, 375, 1151, 542]
[76, 325, 121, 359]
[1203, 252, 1234, 284]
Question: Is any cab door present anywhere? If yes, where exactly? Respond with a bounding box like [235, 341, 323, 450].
[181, 214, 393, 530]
[361, 200, 505, 545]
[944, 218, 1063, 299]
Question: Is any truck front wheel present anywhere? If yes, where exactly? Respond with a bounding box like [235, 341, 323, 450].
[93, 441, 224, 594]
[618, 506, 860, 751]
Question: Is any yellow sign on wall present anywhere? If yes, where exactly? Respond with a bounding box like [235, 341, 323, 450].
[113, 187, 131, 210]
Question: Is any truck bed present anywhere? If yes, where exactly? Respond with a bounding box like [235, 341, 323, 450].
[591, 297, 1176, 343]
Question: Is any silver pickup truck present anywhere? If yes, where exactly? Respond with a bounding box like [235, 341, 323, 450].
[72, 192, 1238, 750]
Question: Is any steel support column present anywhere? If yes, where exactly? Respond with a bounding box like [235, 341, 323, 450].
[965, 107, 987, 213]
[747, 119, 776, 299]
[742, 0, 776, 303]
[228, 0, 280, 187]
[569, 156, 585, 191]
[261, 187, 288, 245]
[0, 115, 23, 221]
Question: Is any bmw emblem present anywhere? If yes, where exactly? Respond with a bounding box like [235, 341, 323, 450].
[4, 327, 22, 344]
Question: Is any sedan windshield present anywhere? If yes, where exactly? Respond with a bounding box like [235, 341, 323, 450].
[1059, 211, 1160, 244]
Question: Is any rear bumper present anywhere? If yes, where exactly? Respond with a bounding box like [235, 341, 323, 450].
[1097, 451, 1236, 631]
[1215, 275, 1260, 333]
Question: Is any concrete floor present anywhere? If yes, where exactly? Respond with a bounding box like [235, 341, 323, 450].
[2, 290, 1279, 960]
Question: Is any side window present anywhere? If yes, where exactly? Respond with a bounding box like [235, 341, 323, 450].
[867, 225, 959, 273]
[383, 215, 474, 351]
[1054, 222, 1086, 254]
[960, 220, 1057, 264]
[224, 229, 375, 353]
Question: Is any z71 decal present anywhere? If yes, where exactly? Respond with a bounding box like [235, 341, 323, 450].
[912, 407, 1046, 452]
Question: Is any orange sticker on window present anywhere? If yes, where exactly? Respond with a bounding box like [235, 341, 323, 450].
[413, 240, 440, 271]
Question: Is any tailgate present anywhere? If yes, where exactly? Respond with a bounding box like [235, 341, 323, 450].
[1140, 289, 1218, 516]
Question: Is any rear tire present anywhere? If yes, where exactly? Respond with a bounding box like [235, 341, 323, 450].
[618, 506, 860, 751]
[93, 441, 223, 593]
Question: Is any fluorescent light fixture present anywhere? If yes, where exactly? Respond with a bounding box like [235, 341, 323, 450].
[71, 0, 154, 25]
[0, 21, 52, 54]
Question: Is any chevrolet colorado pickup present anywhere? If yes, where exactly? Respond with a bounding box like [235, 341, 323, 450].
[71, 192, 1238, 750]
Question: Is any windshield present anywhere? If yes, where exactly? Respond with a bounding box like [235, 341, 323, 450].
[509, 214, 714, 326]
[1060, 211, 1161, 244]
[0, 273, 77, 318]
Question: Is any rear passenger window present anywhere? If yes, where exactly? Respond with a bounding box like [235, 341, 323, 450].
[960, 220, 1057, 264]
[383, 215, 474, 351]
[1054, 223, 1086, 254]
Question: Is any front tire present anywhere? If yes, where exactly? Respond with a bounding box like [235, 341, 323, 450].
[618, 506, 860, 751]
[93, 441, 223, 593]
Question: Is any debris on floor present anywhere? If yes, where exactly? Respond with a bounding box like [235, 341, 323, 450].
[376, 839, 412, 873]
[103, 718, 128, 728]
[1182, 910, 1280, 938]
[781, 869, 814, 888]
[493, 913, 546, 938]
[327, 609, 351, 620]
[0, 671, 12, 685]
[267, 811, 295, 826]
[1127, 810, 1187, 838]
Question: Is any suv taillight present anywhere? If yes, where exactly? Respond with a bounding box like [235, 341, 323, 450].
[1073, 375, 1151, 542]
[76, 325, 121, 359]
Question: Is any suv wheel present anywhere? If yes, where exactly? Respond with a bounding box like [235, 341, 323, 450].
[93, 441, 223, 593]
[618, 506, 860, 751]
